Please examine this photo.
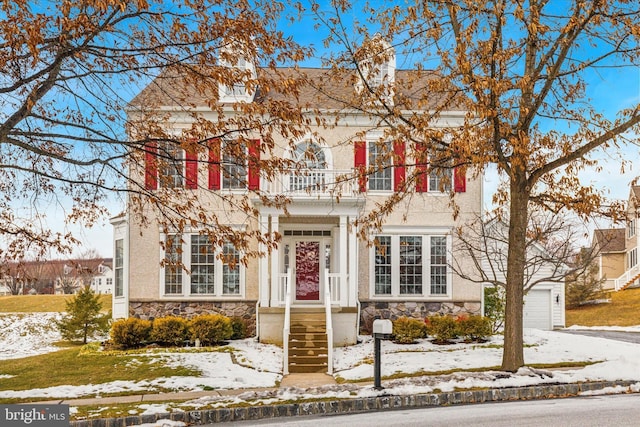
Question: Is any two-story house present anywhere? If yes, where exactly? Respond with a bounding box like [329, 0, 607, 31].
[112, 42, 485, 373]
[593, 185, 640, 290]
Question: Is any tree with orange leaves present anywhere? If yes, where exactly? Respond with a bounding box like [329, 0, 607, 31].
[0, 0, 310, 261]
[302, 0, 640, 371]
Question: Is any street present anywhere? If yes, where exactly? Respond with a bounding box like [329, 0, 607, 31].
[212, 393, 640, 426]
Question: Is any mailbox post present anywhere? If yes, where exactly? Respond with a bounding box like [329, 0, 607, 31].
[372, 318, 393, 390]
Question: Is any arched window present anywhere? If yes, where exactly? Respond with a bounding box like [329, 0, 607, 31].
[289, 140, 328, 192]
[292, 141, 327, 169]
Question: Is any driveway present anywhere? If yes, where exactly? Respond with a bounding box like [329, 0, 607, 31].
[559, 329, 640, 344]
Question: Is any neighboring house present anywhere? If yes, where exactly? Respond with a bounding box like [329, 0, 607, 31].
[113, 40, 486, 373]
[471, 219, 566, 331]
[591, 228, 626, 290]
[0, 258, 111, 295]
[90, 262, 114, 294]
[54, 259, 114, 295]
[592, 185, 640, 291]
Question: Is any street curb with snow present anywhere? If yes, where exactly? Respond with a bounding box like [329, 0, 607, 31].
[68, 380, 640, 426]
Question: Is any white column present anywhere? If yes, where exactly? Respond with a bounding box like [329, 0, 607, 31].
[339, 216, 348, 306]
[348, 216, 358, 307]
[258, 214, 270, 307]
[270, 215, 280, 306]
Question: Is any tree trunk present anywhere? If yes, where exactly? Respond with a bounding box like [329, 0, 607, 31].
[501, 174, 529, 371]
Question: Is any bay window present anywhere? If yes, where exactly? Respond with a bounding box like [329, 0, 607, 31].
[372, 232, 450, 298]
[162, 233, 244, 297]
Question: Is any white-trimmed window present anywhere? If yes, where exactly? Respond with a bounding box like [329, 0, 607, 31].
[158, 141, 184, 189]
[162, 233, 244, 297]
[429, 167, 452, 192]
[114, 239, 124, 297]
[628, 218, 636, 238]
[368, 140, 392, 191]
[372, 233, 450, 297]
[222, 141, 247, 190]
[629, 248, 637, 269]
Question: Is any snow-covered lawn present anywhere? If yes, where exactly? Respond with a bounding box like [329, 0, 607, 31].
[2, 313, 640, 424]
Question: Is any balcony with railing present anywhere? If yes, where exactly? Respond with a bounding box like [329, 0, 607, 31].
[261, 169, 359, 199]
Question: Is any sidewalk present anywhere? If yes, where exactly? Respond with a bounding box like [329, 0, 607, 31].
[33, 373, 334, 407]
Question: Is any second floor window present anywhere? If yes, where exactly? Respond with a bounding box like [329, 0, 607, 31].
[222, 141, 247, 190]
[368, 140, 392, 191]
[628, 218, 636, 238]
[429, 167, 453, 193]
[159, 141, 184, 189]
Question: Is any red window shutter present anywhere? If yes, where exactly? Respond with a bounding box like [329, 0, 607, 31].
[248, 139, 260, 190]
[415, 142, 428, 193]
[185, 148, 198, 189]
[208, 139, 221, 190]
[393, 140, 405, 192]
[354, 140, 367, 192]
[454, 166, 466, 192]
[144, 142, 158, 190]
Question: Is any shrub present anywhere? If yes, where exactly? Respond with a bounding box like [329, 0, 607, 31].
[110, 317, 152, 349]
[230, 317, 249, 340]
[425, 315, 458, 344]
[189, 314, 233, 346]
[150, 316, 190, 346]
[456, 315, 493, 342]
[392, 316, 427, 344]
[484, 286, 506, 333]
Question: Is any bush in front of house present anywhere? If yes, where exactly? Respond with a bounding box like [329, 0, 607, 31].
[456, 315, 493, 343]
[189, 314, 233, 346]
[392, 316, 427, 344]
[150, 316, 190, 347]
[230, 317, 249, 340]
[110, 317, 152, 349]
[425, 315, 458, 344]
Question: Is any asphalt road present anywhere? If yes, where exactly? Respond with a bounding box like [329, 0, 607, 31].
[558, 329, 640, 344]
[211, 394, 640, 426]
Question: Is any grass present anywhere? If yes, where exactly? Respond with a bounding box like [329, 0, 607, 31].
[0, 345, 199, 402]
[565, 287, 640, 327]
[0, 294, 112, 313]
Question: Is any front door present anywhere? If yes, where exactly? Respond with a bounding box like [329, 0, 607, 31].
[295, 241, 321, 301]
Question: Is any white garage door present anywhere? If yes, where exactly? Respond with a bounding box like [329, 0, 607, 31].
[523, 289, 552, 330]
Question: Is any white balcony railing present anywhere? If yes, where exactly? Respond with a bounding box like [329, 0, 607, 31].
[261, 169, 359, 198]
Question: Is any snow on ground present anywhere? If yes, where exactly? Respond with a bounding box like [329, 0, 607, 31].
[1, 313, 640, 421]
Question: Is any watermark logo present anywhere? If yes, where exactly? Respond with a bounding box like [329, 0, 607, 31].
[1, 405, 69, 426]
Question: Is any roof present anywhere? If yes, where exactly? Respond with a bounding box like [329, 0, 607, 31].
[129, 66, 465, 112]
[592, 228, 626, 253]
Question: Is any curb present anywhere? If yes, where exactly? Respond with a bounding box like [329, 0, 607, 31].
[69, 380, 638, 426]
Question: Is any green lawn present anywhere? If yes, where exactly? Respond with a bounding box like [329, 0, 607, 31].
[565, 287, 640, 327]
[0, 294, 112, 313]
[0, 345, 200, 402]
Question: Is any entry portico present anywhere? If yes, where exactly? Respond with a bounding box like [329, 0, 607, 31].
[255, 184, 363, 347]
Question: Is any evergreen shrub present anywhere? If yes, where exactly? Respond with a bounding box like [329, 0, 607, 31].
[110, 317, 152, 349]
[150, 316, 190, 346]
[189, 314, 233, 345]
[392, 316, 427, 344]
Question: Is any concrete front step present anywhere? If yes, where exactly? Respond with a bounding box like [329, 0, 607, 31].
[288, 363, 329, 373]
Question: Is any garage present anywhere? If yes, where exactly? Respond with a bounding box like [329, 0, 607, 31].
[523, 289, 552, 330]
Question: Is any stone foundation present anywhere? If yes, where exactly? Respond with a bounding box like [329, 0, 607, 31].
[129, 300, 257, 336]
[359, 300, 481, 334]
